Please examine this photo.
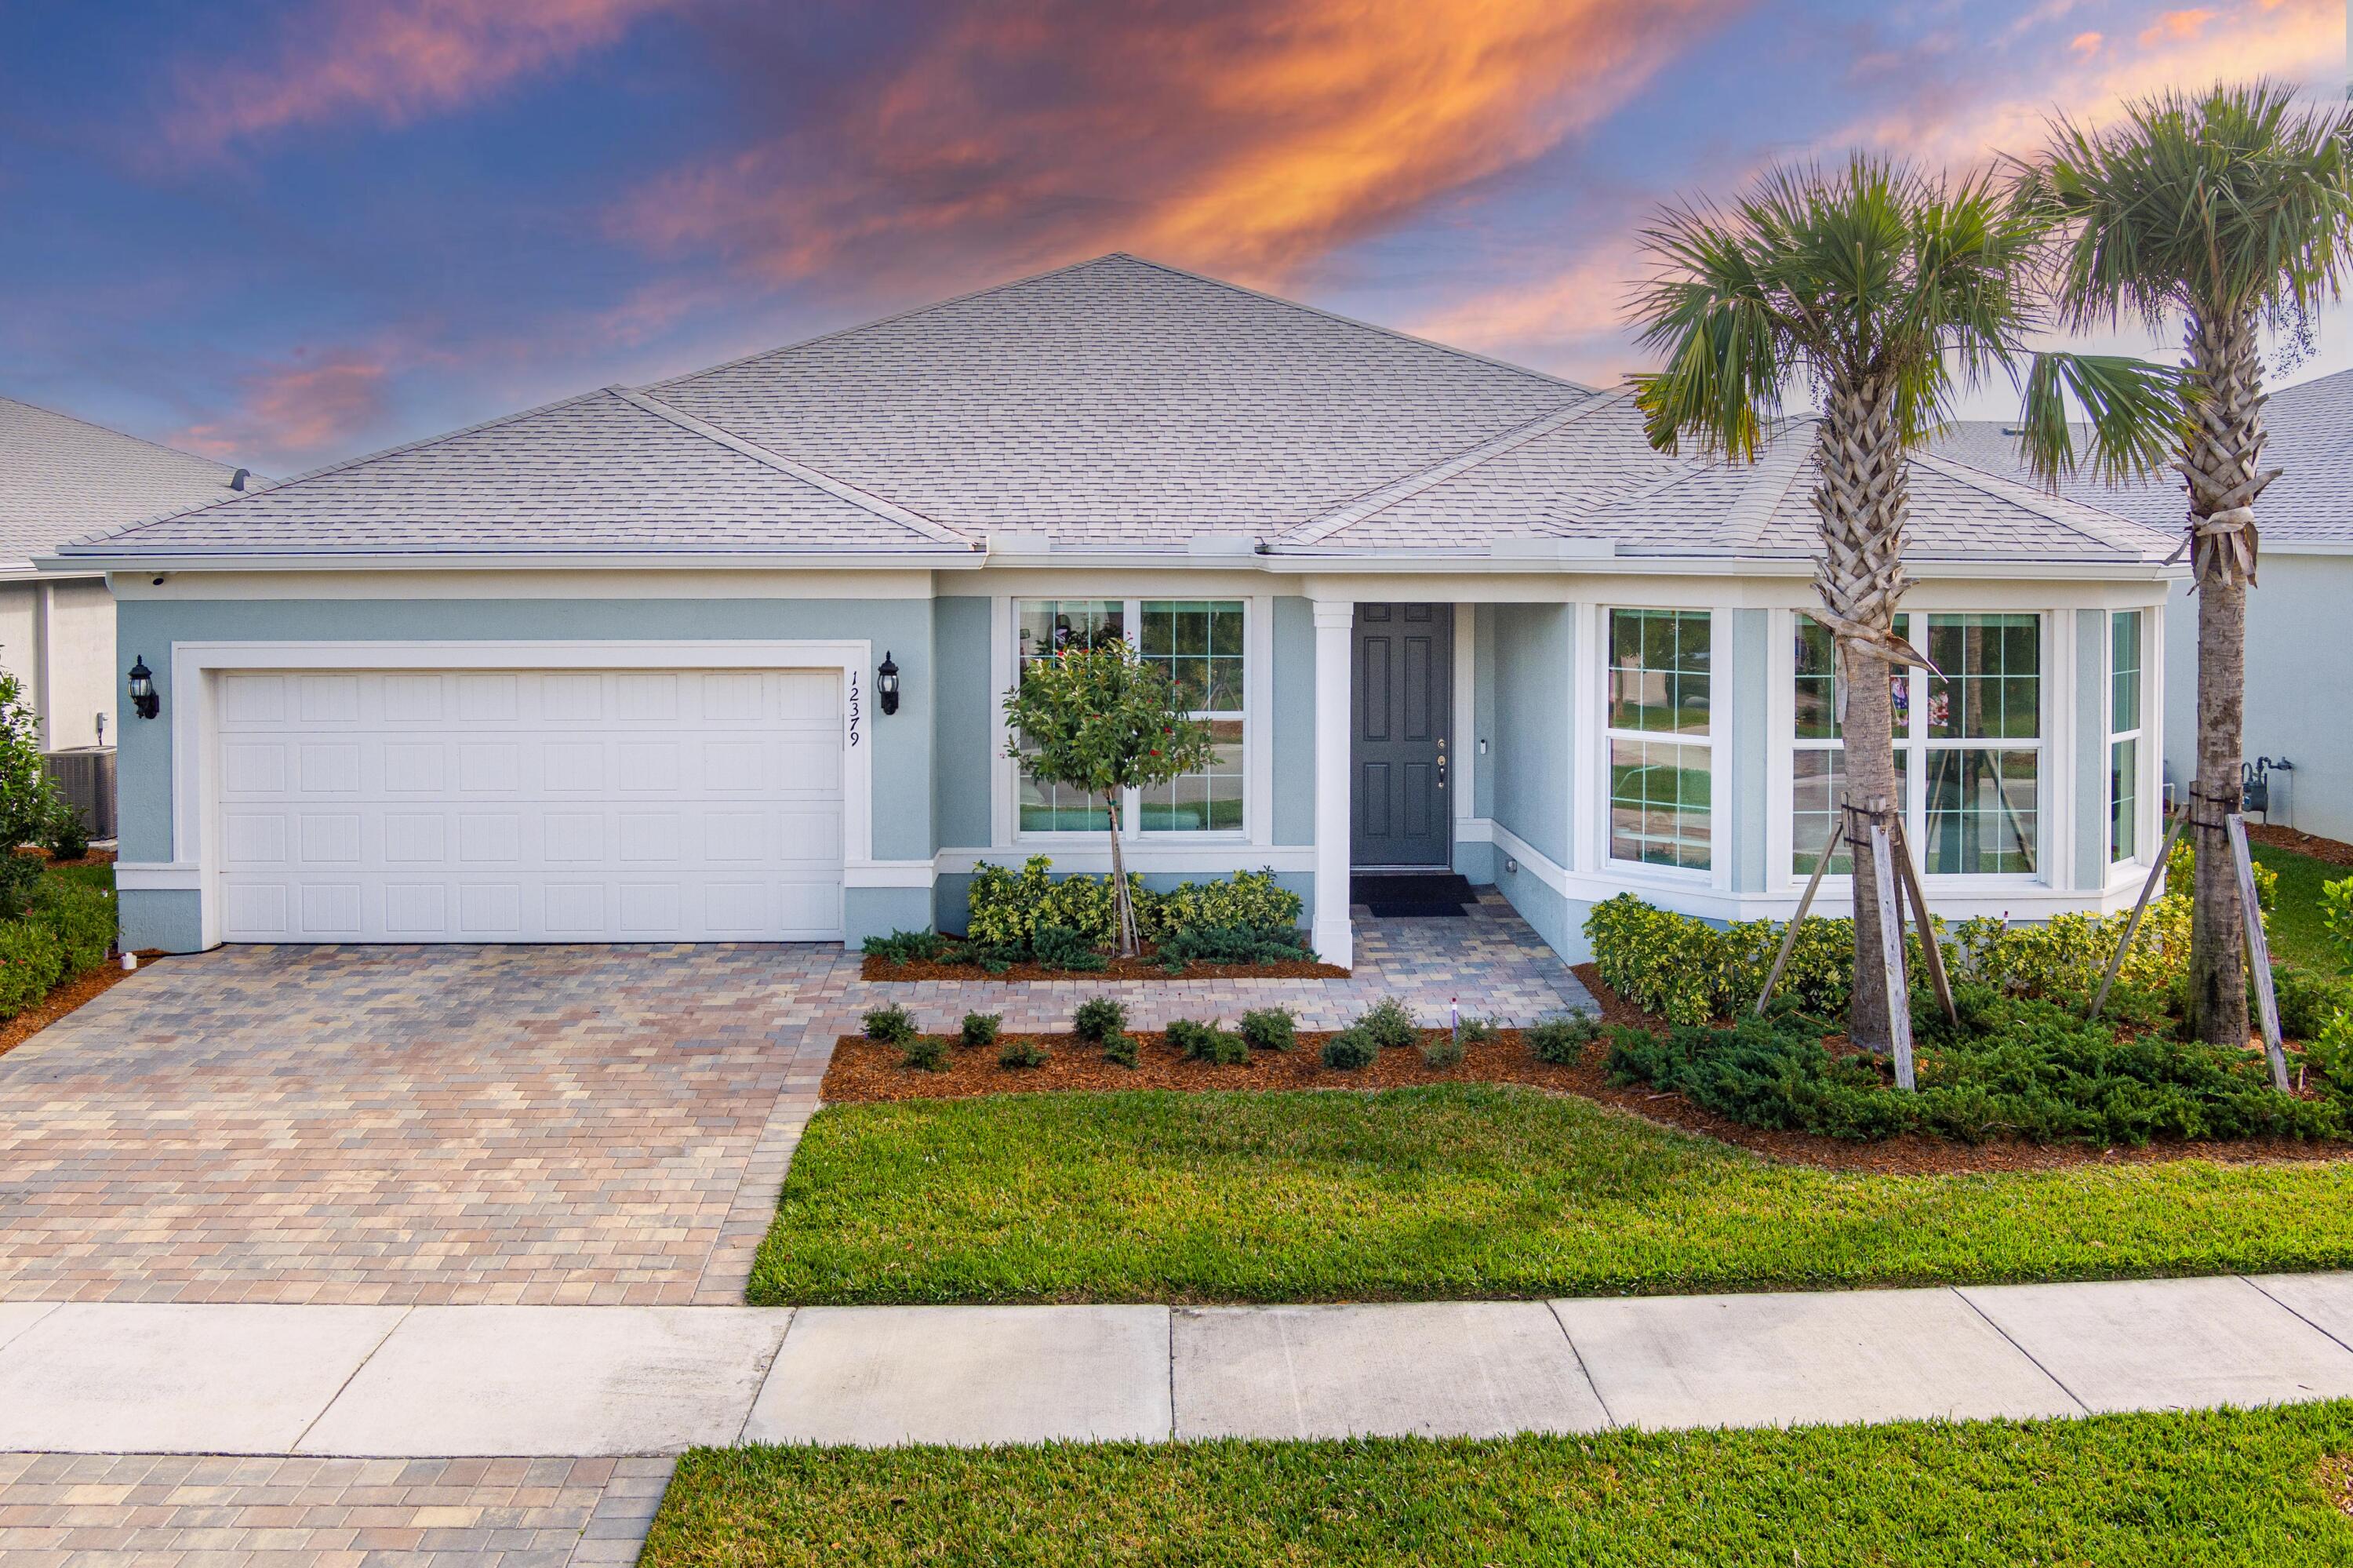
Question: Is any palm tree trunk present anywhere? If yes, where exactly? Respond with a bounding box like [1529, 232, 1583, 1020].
[1105, 791, 1138, 956]
[1812, 375, 1913, 1053]
[2179, 310, 2271, 1046]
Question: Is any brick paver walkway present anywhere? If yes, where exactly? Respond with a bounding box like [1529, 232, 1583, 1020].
[0, 896, 1588, 1309]
[0, 1452, 671, 1566]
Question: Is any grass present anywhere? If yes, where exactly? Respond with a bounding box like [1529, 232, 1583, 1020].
[749, 1083, 2353, 1305]
[643, 1403, 2353, 1566]
[2256, 841, 2346, 977]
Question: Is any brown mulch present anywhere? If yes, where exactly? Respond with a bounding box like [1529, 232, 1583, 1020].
[2245, 823, 2353, 869]
[862, 951, 1348, 982]
[0, 952, 156, 1063]
[818, 965, 2353, 1177]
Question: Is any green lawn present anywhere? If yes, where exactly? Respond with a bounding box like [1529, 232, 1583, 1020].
[750, 1083, 2353, 1305]
[644, 1404, 2353, 1566]
[2256, 841, 2348, 977]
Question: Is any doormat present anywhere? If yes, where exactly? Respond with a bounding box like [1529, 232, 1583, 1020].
[1351, 872, 1476, 918]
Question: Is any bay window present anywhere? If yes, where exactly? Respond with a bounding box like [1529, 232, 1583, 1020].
[1013, 597, 1249, 836]
[1788, 610, 2043, 879]
[1606, 608, 1713, 870]
[2109, 609, 2144, 864]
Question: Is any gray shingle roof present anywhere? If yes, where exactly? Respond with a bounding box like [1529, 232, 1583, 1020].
[0, 395, 259, 570]
[649, 253, 1590, 546]
[1929, 366, 2353, 548]
[57, 253, 2176, 569]
[1277, 395, 2176, 563]
[67, 387, 972, 557]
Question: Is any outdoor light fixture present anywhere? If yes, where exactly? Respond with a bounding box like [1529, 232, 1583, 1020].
[877, 651, 900, 715]
[126, 656, 159, 720]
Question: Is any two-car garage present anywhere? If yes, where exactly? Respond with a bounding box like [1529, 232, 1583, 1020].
[208, 663, 851, 943]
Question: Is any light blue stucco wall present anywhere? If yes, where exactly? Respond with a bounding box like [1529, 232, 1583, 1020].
[1727, 608, 1769, 893]
[1456, 604, 1498, 886]
[2164, 557, 2353, 843]
[1484, 602, 1577, 959]
[1271, 595, 1315, 847]
[2075, 608, 2108, 890]
[932, 596, 994, 853]
[115, 596, 934, 951]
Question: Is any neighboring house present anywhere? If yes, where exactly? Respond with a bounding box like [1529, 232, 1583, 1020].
[0, 395, 261, 753]
[1935, 366, 2353, 844]
[48, 255, 2180, 962]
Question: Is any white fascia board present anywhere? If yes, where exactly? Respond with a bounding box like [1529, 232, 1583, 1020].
[42, 549, 987, 574]
[2267, 540, 2353, 557]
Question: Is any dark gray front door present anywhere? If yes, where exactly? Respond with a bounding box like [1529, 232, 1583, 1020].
[1351, 603, 1453, 868]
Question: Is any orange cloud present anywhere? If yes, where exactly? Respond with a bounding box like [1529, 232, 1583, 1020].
[2070, 31, 2104, 54]
[176, 348, 391, 460]
[616, 0, 1735, 289]
[169, 0, 681, 151]
[2138, 8, 2217, 45]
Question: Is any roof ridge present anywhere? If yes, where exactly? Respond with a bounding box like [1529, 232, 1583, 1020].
[0, 392, 256, 480]
[1105, 254, 1596, 397]
[1722, 422, 1816, 550]
[646, 253, 1134, 392]
[1909, 446, 2163, 552]
[1278, 390, 1616, 547]
[616, 387, 971, 547]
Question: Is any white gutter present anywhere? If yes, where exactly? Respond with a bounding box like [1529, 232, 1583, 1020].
[37, 548, 987, 574]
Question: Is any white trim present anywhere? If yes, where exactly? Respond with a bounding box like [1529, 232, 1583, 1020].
[1597, 606, 1719, 879]
[1311, 598, 1355, 965]
[1452, 607, 1476, 836]
[165, 638, 875, 949]
[114, 861, 201, 892]
[1247, 594, 1275, 848]
[990, 595, 1016, 849]
[845, 860, 937, 889]
[935, 845, 1315, 876]
[1488, 817, 1569, 897]
[1569, 602, 1601, 873]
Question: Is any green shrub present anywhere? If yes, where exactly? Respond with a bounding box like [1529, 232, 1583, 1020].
[1320, 1028, 1378, 1071]
[2168, 838, 2278, 910]
[1606, 996, 2342, 1146]
[862, 928, 944, 966]
[1151, 869, 1304, 940]
[1352, 997, 1418, 1051]
[1584, 895, 1722, 1024]
[1459, 1017, 1500, 1046]
[1166, 1018, 1249, 1065]
[1155, 923, 1309, 971]
[26, 876, 111, 978]
[2275, 966, 2353, 1041]
[45, 808, 89, 864]
[0, 855, 41, 922]
[1072, 996, 1128, 1042]
[0, 919, 64, 1020]
[901, 1035, 948, 1072]
[998, 1036, 1050, 1069]
[959, 1012, 1002, 1049]
[1100, 1031, 1140, 1068]
[1239, 1006, 1296, 1052]
[1528, 1013, 1599, 1065]
[1030, 923, 1107, 972]
[1421, 1033, 1466, 1068]
[862, 1004, 917, 1046]
[966, 858, 1302, 952]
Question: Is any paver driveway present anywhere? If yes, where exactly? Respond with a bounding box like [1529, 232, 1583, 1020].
[0, 897, 1591, 1308]
[0, 944, 851, 1307]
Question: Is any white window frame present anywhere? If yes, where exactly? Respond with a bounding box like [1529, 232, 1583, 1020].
[2108, 607, 2147, 868]
[1599, 606, 1718, 881]
[1780, 608, 2050, 889]
[1006, 595, 1253, 845]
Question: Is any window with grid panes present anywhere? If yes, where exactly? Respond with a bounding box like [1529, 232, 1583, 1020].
[1920, 613, 2042, 875]
[1606, 609, 1713, 869]
[1790, 613, 1911, 875]
[2110, 610, 2143, 864]
[1014, 599, 1125, 831]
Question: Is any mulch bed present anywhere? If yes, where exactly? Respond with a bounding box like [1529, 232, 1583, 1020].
[2246, 823, 2353, 869]
[861, 951, 1349, 982]
[816, 965, 2353, 1177]
[0, 951, 156, 1063]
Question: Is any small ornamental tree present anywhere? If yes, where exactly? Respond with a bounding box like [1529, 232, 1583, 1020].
[1002, 641, 1215, 955]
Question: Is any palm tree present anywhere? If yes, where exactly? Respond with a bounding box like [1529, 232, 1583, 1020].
[2011, 82, 2353, 1047]
[1631, 156, 2169, 1051]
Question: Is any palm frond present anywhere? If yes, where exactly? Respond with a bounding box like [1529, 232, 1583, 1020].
[2015, 352, 2190, 487]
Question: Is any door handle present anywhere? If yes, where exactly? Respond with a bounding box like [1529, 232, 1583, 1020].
[1436, 754, 1447, 790]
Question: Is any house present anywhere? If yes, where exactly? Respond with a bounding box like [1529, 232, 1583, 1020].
[0, 395, 260, 756]
[47, 255, 2180, 963]
[1935, 367, 2353, 845]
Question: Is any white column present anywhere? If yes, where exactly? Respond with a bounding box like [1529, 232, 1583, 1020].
[1311, 599, 1355, 966]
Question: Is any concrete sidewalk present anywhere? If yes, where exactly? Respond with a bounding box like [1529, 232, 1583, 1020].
[8, 1273, 2353, 1454]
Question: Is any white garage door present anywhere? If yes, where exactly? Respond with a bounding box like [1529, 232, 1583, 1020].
[214, 668, 846, 942]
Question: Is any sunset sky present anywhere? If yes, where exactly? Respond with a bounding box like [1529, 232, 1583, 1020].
[2, 0, 2346, 475]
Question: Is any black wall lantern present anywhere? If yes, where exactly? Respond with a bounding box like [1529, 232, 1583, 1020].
[877, 651, 900, 716]
[127, 656, 159, 720]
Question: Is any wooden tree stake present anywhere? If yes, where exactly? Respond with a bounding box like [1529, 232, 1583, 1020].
[2227, 813, 2290, 1092]
[1869, 822, 1916, 1091]
[2089, 813, 2189, 1021]
[1755, 819, 1844, 1016]
[1890, 821, 1957, 1028]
